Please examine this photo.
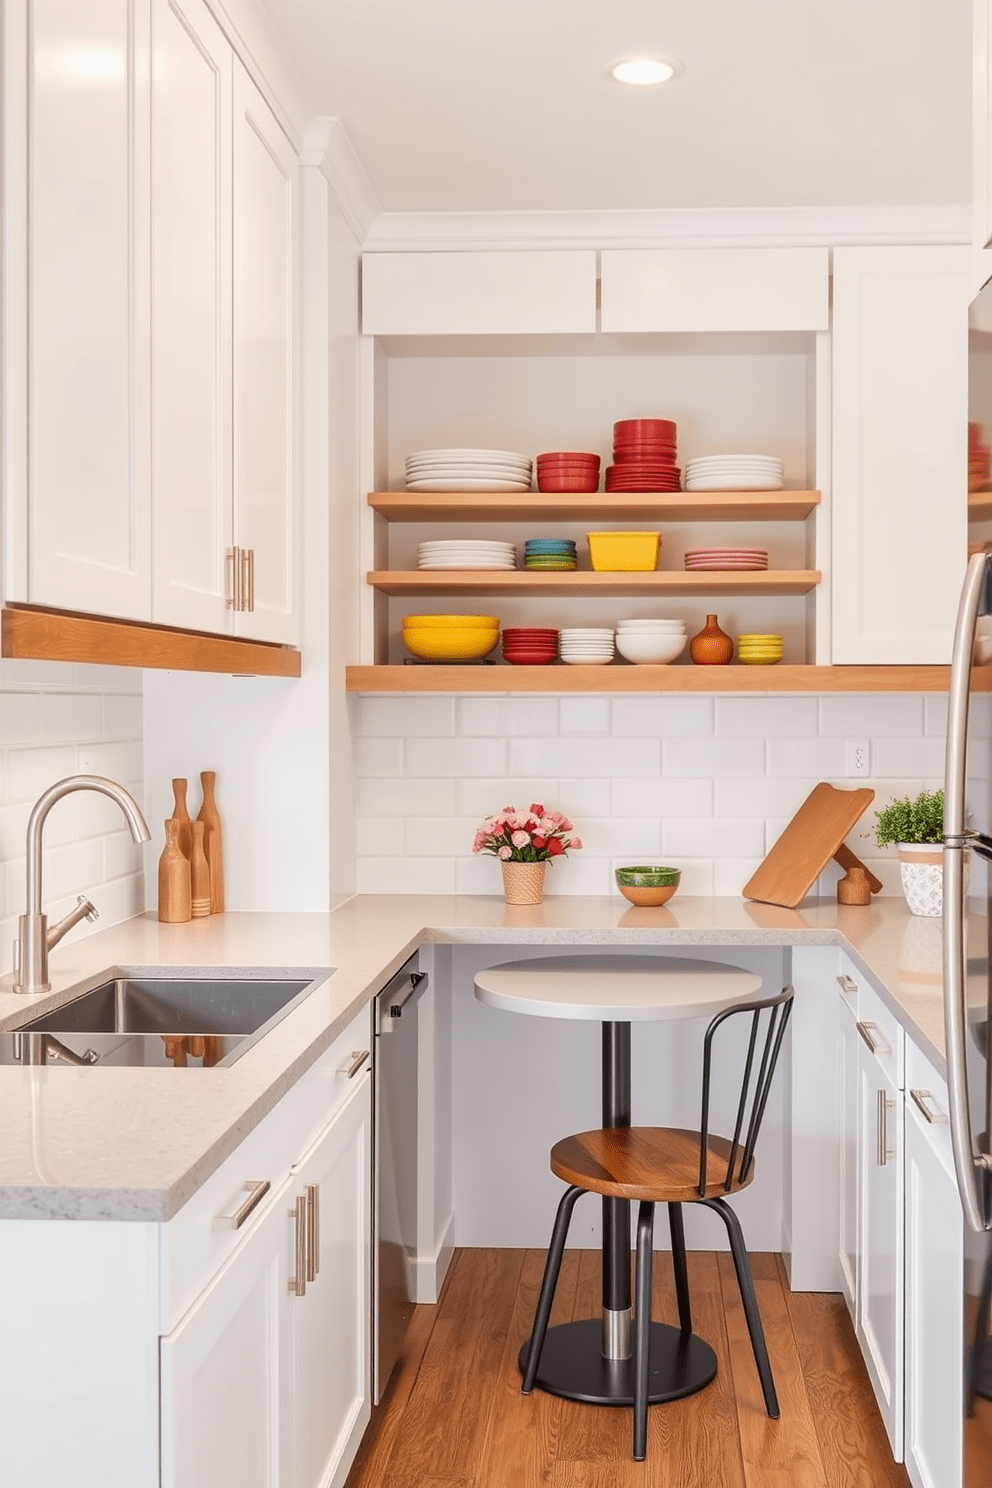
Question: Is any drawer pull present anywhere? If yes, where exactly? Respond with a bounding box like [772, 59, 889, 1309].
[877, 1089, 896, 1166]
[212, 1178, 270, 1231]
[837, 974, 858, 996]
[857, 1020, 892, 1057]
[306, 1183, 319, 1282]
[342, 1049, 370, 1079]
[291, 1193, 308, 1297]
[910, 1088, 948, 1124]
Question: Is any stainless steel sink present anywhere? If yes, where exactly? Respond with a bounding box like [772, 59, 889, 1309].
[0, 969, 333, 1069]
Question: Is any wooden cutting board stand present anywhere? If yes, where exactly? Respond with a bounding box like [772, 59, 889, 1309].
[742, 782, 881, 908]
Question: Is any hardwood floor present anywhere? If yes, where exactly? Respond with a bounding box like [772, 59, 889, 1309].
[346, 1248, 911, 1488]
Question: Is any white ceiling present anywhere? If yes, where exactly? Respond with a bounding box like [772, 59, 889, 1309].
[257, 0, 972, 217]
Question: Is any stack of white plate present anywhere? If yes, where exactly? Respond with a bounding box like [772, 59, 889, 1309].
[559, 627, 615, 666]
[405, 448, 533, 492]
[417, 540, 516, 570]
[684, 454, 784, 492]
[615, 618, 687, 665]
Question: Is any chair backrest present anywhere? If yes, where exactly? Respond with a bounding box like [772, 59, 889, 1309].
[697, 984, 794, 1197]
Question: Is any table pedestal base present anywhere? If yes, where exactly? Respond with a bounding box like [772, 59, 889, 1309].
[518, 1319, 717, 1406]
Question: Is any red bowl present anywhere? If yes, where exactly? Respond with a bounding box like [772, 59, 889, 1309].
[614, 418, 677, 438]
[537, 460, 602, 472]
[502, 629, 559, 638]
[536, 451, 601, 464]
[502, 652, 558, 665]
[537, 477, 600, 493]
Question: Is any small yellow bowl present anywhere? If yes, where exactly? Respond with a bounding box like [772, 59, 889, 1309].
[402, 614, 500, 629]
[586, 531, 661, 572]
[403, 627, 499, 660]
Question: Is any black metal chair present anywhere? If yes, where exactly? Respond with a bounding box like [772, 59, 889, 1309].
[521, 984, 795, 1461]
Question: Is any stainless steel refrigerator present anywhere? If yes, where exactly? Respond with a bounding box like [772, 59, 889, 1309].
[943, 539, 992, 1485]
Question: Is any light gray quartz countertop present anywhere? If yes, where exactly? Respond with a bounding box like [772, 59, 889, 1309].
[0, 894, 967, 1222]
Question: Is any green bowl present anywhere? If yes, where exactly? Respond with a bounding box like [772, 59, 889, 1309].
[615, 865, 681, 888]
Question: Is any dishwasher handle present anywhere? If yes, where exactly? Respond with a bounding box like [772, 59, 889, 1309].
[388, 970, 428, 1019]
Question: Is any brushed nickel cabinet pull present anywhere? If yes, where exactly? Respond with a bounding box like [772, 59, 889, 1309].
[240, 549, 252, 613]
[290, 1193, 308, 1296]
[877, 1088, 895, 1166]
[226, 547, 239, 610]
[306, 1183, 319, 1282]
[910, 1088, 948, 1124]
[212, 1178, 270, 1231]
[857, 1020, 891, 1057]
[246, 549, 255, 612]
[342, 1049, 370, 1078]
[837, 974, 858, 996]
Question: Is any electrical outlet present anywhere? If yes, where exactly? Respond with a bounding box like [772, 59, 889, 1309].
[846, 739, 870, 778]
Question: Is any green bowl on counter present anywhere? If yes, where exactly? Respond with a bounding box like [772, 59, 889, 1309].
[615, 865, 681, 906]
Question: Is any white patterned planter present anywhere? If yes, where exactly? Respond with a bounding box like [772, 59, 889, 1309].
[897, 843, 953, 917]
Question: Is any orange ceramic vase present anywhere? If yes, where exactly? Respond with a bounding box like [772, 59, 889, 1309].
[689, 614, 733, 666]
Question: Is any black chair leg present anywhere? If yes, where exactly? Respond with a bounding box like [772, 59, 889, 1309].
[703, 1196, 780, 1419]
[634, 1200, 655, 1461]
[668, 1202, 692, 1335]
[521, 1184, 584, 1394]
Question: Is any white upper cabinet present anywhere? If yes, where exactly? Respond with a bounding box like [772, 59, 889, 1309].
[151, 0, 233, 633]
[361, 250, 597, 335]
[831, 246, 970, 665]
[600, 247, 830, 333]
[27, 0, 151, 618]
[231, 64, 298, 645]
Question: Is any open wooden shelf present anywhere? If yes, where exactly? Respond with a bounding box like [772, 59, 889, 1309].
[369, 489, 821, 523]
[345, 663, 952, 694]
[1, 605, 302, 677]
[368, 569, 820, 598]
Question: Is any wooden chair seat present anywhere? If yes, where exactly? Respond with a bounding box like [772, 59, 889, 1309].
[550, 1126, 756, 1203]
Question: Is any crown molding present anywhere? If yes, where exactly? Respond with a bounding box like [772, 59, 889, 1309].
[203, 0, 315, 148]
[301, 118, 381, 244]
[362, 202, 971, 252]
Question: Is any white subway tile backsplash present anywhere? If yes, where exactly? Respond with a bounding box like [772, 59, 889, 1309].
[715, 777, 818, 819]
[612, 777, 713, 819]
[354, 736, 404, 777]
[510, 736, 660, 778]
[714, 858, 762, 896]
[872, 735, 946, 778]
[456, 776, 560, 816]
[819, 693, 925, 737]
[406, 736, 507, 778]
[5, 745, 79, 802]
[457, 696, 558, 738]
[765, 737, 849, 777]
[42, 693, 102, 742]
[924, 693, 949, 737]
[102, 693, 143, 739]
[358, 694, 456, 737]
[663, 817, 766, 859]
[579, 815, 663, 857]
[406, 816, 477, 857]
[357, 776, 457, 816]
[663, 736, 765, 777]
[715, 696, 818, 737]
[559, 697, 611, 735]
[0, 693, 43, 744]
[611, 695, 713, 738]
[357, 855, 456, 894]
[357, 816, 406, 857]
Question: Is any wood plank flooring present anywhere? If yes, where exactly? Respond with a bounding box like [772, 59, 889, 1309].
[346, 1248, 912, 1488]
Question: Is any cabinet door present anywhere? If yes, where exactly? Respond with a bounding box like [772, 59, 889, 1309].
[856, 1040, 904, 1458]
[904, 1084, 963, 1488]
[161, 1176, 293, 1488]
[232, 64, 298, 645]
[291, 1068, 372, 1488]
[150, 0, 233, 633]
[831, 246, 970, 664]
[27, 0, 151, 619]
[837, 992, 859, 1317]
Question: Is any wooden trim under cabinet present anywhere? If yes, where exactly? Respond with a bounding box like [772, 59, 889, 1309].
[345, 663, 953, 694]
[1, 605, 302, 677]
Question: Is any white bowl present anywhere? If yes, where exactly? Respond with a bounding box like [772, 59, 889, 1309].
[615, 621, 686, 631]
[561, 654, 614, 666]
[615, 633, 687, 665]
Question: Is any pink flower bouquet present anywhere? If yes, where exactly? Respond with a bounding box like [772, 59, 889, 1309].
[472, 804, 583, 863]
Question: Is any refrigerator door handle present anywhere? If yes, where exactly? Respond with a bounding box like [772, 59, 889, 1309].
[943, 551, 992, 1233]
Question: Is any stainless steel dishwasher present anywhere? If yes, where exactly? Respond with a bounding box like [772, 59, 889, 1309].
[373, 956, 428, 1402]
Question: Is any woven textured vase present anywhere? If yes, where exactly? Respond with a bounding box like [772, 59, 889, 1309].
[501, 860, 547, 905]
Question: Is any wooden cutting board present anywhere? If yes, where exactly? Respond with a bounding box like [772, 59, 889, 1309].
[742, 782, 876, 908]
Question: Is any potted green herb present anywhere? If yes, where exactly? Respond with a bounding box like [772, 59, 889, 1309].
[873, 789, 946, 916]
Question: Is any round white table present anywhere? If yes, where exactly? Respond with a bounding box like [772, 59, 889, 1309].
[473, 952, 763, 1408]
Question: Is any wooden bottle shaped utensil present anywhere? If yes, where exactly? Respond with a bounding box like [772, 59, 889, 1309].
[169, 778, 193, 858]
[689, 614, 733, 666]
[189, 821, 211, 918]
[158, 819, 191, 923]
[196, 769, 224, 913]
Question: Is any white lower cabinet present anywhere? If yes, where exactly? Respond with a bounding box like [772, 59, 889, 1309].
[161, 1062, 372, 1488]
[903, 1049, 964, 1488]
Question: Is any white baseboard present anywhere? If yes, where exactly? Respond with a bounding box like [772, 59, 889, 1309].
[413, 1210, 455, 1304]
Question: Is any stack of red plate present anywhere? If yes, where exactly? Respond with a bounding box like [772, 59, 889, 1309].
[501, 627, 558, 665]
[606, 419, 680, 492]
[536, 452, 601, 493]
[684, 547, 769, 572]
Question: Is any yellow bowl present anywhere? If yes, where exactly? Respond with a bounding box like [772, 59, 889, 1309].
[403, 627, 499, 660]
[402, 614, 500, 629]
[737, 655, 782, 665]
[737, 634, 783, 643]
[586, 531, 661, 572]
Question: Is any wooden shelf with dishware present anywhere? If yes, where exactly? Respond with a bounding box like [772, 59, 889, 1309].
[367, 569, 820, 598]
[367, 489, 820, 523]
[344, 663, 952, 694]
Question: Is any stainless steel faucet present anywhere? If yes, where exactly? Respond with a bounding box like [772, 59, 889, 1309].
[13, 775, 151, 995]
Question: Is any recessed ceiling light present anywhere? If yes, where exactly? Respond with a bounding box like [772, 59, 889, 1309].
[610, 58, 679, 87]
